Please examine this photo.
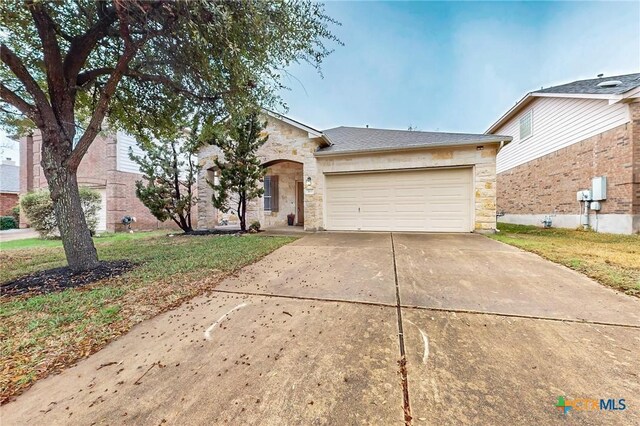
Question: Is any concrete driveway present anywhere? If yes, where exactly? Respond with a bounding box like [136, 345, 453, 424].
[2, 233, 639, 425]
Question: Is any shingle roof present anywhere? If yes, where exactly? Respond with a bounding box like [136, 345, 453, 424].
[317, 126, 511, 155]
[0, 163, 20, 193]
[534, 73, 640, 95]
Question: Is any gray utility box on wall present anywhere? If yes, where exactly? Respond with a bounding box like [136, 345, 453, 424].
[591, 176, 607, 201]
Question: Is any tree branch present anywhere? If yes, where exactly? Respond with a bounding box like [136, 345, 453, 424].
[76, 67, 114, 87]
[63, 5, 118, 84]
[0, 43, 55, 124]
[77, 67, 227, 102]
[68, 2, 141, 169]
[0, 83, 38, 122]
[27, 1, 67, 107]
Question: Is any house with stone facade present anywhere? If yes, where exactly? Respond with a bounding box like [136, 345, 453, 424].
[197, 111, 511, 233]
[20, 131, 179, 232]
[488, 73, 640, 234]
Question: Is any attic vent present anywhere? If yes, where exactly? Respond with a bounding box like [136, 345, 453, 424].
[597, 80, 622, 88]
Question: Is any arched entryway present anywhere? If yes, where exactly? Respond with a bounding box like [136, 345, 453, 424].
[256, 159, 304, 227]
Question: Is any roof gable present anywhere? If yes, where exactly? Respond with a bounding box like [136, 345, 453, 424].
[487, 73, 640, 133]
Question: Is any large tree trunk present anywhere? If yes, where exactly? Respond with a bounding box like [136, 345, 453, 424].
[41, 136, 99, 272]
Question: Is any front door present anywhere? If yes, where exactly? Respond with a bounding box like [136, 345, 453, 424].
[296, 181, 304, 225]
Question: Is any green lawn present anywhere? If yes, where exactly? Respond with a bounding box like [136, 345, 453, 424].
[490, 223, 640, 296]
[0, 230, 167, 252]
[0, 232, 296, 402]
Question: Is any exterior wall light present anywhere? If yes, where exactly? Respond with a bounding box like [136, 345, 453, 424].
[305, 176, 312, 188]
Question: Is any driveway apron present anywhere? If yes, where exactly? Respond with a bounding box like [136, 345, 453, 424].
[2, 232, 639, 425]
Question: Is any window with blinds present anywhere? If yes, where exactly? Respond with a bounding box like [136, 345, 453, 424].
[264, 175, 279, 211]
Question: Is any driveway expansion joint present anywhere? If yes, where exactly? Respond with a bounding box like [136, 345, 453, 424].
[391, 233, 412, 425]
[402, 305, 640, 329]
[209, 290, 640, 329]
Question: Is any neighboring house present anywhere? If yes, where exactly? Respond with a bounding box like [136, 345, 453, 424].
[488, 73, 640, 234]
[0, 159, 20, 217]
[20, 131, 181, 232]
[198, 112, 511, 233]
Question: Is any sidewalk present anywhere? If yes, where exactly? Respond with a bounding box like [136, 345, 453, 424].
[0, 228, 39, 243]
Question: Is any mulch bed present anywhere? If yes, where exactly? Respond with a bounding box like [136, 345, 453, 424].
[1, 260, 135, 298]
[180, 229, 245, 236]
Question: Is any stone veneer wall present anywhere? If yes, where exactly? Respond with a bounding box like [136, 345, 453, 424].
[246, 161, 303, 227]
[197, 116, 320, 230]
[197, 116, 500, 232]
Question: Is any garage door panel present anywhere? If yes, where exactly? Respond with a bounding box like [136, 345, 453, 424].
[325, 168, 472, 232]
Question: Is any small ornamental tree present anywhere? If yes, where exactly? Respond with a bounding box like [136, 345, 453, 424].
[130, 123, 200, 233]
[207, 113, 268, 232]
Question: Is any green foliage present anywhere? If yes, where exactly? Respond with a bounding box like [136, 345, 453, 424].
[1, 0, 338, 269]
[206, 112, 268, 231]
[0, 216, 17, 230]
[0, 0, 341, 137]
[11, 204, 19, 222]
[130, 119, 201, 233]
[20, 189, 101, 238]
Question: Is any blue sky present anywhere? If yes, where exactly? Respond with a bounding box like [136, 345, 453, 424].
[279, 0, 640, 133]
[2, 1, 639, 160]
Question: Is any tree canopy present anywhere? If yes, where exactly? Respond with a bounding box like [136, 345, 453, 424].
[0, 0, 339, 270]
[1, 0, 340, 141]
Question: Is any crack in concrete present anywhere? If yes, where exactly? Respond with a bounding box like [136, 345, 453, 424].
[210, 289, 640, 330]
[391, 232, 413, 425]
[403, 305, 640, 330]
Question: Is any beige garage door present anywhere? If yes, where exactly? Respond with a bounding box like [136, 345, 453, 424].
[325, 168, 473, 232]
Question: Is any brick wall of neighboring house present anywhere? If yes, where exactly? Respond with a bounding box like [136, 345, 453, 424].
[0, 193, 19, 216]
[497, 121, 635, 217]
[630, 102, 640, 216]
[20, 131, 186, 232]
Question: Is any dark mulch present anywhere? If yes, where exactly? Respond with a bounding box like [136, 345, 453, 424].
[181, 229, 244, 236]
[1, 260, 135, 297]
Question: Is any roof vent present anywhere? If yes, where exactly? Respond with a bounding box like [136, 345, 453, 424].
[597, 80, 622, 88]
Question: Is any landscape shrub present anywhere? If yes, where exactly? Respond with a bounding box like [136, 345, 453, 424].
[20, 188, 102, 238]
[249, 220, 261, 232]
[0, 216, 17, 230]
[11, 205, 19, 223]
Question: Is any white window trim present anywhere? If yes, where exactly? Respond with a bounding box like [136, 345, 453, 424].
[519, 110, 533, 142]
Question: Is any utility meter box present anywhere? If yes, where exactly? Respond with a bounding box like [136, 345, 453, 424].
[592, 176, 607, 201]
[576, 189, 591, 201]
